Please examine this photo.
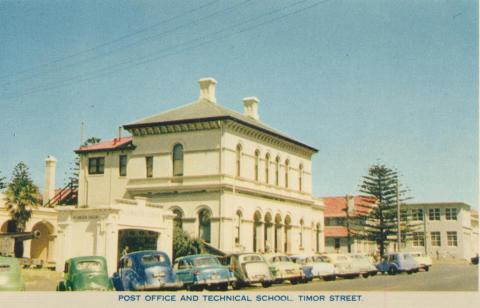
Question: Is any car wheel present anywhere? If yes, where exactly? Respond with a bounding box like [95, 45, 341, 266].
[261, 281, 272, 288]
[425, 266, 430, 272]
[218, 283, 229, 291]
[388, 267, 398, 275]
[407, 270, 413, 275]
[362, 273, 369, 278]
[187, 284, 203, 292]
[232, 281, 242, 290]
[290, 279, 298, 285]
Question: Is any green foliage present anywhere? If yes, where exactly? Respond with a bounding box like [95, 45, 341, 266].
[4, 162, 40, 232]
[358, 164, 415, 257]
[172, 227, 205, 260]
[65, 137, 101, 186]
[0, 171, 5, 190]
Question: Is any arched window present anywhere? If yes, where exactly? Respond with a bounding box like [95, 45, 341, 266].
[298, 164, 303, 192]
[275, 156, 280, 186]
[299, 219, 304, 248]
[236, 144, 242, 177]
[235, 210, 242, 244]
[173, 208, 183, 230]
[285, 159, 290, 188]
[198, 209, 211, 243]
[254, 150, 260, 181]
[172, 144, 184, 176]
[265, 153, 270, 184]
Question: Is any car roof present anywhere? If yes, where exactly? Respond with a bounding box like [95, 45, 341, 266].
[66, 256, 106, 263]
[0, 256, 20, 265]
[174, 254, 217, 261]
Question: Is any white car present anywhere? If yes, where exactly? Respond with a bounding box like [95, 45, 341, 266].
[409, 252, 432, 271]
[263, 253, 304, 284]
[290, 255, 336, 281]
[321, 254, 360, 279]
[349, 253, 378, 278]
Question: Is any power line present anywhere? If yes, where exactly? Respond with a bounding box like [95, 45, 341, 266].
[0, 0, 220, 82]
[2, 0, 331, 101]
[0, 0, 252, 89]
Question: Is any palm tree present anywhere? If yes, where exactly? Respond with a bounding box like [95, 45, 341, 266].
[4, 162, 40, 257]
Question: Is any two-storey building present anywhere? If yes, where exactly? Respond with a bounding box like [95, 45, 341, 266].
[404, 202, 478, 260]
[49, 78, 324, 273]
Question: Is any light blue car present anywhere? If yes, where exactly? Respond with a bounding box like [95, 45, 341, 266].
[376, 252, 419, 275]
[173, 254, 236, 291]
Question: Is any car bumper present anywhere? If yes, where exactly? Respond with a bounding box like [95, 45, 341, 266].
[194, 277, 236, 286]
[141, 281, 183, 290]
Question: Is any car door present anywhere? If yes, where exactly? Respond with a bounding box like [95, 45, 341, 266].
[121, 257, 136, 290]
[174, 260, 194, 284]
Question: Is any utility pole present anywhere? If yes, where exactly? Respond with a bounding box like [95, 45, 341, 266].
[396, 179, 401, 252]
[345, 194, 352, 253]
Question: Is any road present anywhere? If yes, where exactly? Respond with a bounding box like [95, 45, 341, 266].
[262, 264, 478, 291]
[22, 263, 478, 291]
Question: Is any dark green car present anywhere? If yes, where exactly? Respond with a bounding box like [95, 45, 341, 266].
[0, 256, 25, 291]
[57, 256, 113, 291]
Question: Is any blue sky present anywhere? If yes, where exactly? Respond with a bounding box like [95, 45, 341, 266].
[0, 0, 477, 207]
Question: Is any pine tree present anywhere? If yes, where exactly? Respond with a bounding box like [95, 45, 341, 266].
[359, 164, 414, 257]
[65, 137, 101, 187]
[0, 171, 5, 190]
[4, 162, 40, 257]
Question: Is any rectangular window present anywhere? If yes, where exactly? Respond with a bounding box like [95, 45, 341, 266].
[428, 208, 440, 221]
[431, 232, 441, 246]
[412, 232, 425, 247]
[447, 231, 458, 246]
[334, 238, 341, 249]
[146, 156, 153, 178]
[446, 208, 457, 220]
[412, 208, 424, 221]
[88, 157, 105, 175]
[119, 155, 127, 177]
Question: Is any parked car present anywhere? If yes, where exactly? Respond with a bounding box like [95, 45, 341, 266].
[57, 256, 113, 291]
[0, 256, 25, 291]
[321, 254, 360, 279]
[409, 252, 432, 271]
[173, 254, 236, 291]
[308, 255, 336, 281]
[262, 253, 304, 284]
[220, 253, 275, 289]
[349, 253, 378, 278]
[289, 255, 319, 282]
[112, 250, 181, 291]
[376, 252, 419, 275]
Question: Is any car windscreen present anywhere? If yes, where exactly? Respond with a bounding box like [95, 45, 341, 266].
[193, 257, 220, 267]
[241, 255, 264, 263]
[273, 256, 291, 262]
[0, 264, 11, 272]
[76, 261, 102, 271]
[141, 254, 169, 267]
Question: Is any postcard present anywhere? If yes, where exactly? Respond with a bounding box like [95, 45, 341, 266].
[0, 1, 478, 307]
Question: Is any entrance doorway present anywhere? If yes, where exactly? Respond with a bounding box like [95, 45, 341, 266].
[117, 229, 159, 260]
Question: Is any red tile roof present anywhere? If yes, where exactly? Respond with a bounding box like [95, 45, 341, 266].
[323, 196, 376, 218]
[75, 136, 133, 153]
[324, 226, 348, 237]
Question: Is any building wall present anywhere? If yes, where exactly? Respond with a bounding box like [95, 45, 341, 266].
[404, 203, 476, 260]
[324, 237, 377, 255]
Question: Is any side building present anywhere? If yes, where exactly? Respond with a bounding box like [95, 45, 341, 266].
[403, 202, 479, 260]
[323, 195, 377, 255]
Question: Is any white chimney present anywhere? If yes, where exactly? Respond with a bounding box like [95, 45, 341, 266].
[198, 77, 217, 103]
[243, 97, 260, 120]
[43, 155, 57, 205]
